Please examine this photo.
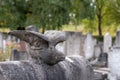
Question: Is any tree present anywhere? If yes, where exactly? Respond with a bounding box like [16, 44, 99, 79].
[30, 0, 71, 33]
[69, 0, 94, 30]
[0, 0, 30, 29]
[105, 0, 120, 24]
[0, 0, 96, 33]
[0, 0, 72, 32]
[91, 0, 107, 36]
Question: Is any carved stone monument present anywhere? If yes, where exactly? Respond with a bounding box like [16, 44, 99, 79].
[0, 30, 94, 80]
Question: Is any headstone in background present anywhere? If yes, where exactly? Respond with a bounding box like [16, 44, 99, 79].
[114, 30, 120, 46]
[0, 33, 3, 51]
[103, 33, 112, 53]
[108, 47, 120, 80]
[3, 39, 7, 53]
[84, 33, 96, 60]
[11, 49, 20, 60]
[11, 49, 28, 60]
[94, 45, 101, 59]
[7, 35, 12, 42]
[64, 31, 83, 56]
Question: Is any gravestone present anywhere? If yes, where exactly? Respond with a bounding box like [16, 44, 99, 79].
[108, 47, 120, 80]
[11, 49, 20, 60]
[94, 45, 101, 59]
[84, 33, 96, 60]
[11, 49, 28, 60]
[114, 30, 120, 46]
[10, 40, 28, 60]
[103, 33, 112, 53]
[0, 33, 3, 50]
[64, 31, 83, 56]
[7, 35, 12, 42]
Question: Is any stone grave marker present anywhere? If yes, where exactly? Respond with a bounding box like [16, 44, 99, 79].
[84, 33, 96, 60]
[0, 33, 3, 50]
[103, 33, 112, 53]
[114, 30, 120, 46]
[108, 47, 120, 80]
[64, 31, 83, 56]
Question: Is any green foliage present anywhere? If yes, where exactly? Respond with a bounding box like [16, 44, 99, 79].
[30, 0, 71, 32]
[104, 0, 120, 25]
[0, 0, 95, 32]
[0, 0, 120, 35]
[0, 0, 72, 32]
[82, 18, 97, 33]
[0, 0, 28, 29]
[70, 0, 94, 22]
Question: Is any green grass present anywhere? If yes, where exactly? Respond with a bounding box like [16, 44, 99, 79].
[62, 24, 118, 37]
[62, 24, 84, 31]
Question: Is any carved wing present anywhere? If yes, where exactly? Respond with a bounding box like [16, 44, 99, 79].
[9, 30, 49, 49]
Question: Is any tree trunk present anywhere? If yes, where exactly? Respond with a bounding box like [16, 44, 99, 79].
[97, 8, 102, 36]
[98, 16, 102, 36]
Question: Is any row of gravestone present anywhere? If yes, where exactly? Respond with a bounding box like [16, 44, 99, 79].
[9, 30, 111, 62]
[0, 27, 115, 57]
[0, 28, 114, 64]
[0, 30, 112, 61]
[108, 30, 120, 80]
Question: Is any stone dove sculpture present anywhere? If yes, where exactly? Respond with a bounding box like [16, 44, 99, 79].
[0, 30, 93, 80]
[9, 30, 65, 65]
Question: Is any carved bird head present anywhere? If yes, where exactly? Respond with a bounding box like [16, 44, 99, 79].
[9, 30, 65, 65]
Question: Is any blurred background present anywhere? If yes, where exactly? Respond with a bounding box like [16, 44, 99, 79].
[0, 0, 120, 36]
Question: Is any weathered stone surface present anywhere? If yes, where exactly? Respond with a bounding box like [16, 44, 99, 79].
[108, 47, 120, 80]
[3, 30, 95, 80]
[0, 33, 3, 49]
[84, 33, 96, 60]
[64, 31, 83, 56]
[103, 33, 112, 53]
[114, 30, 120, 47]
[0, 55, 93, 80]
